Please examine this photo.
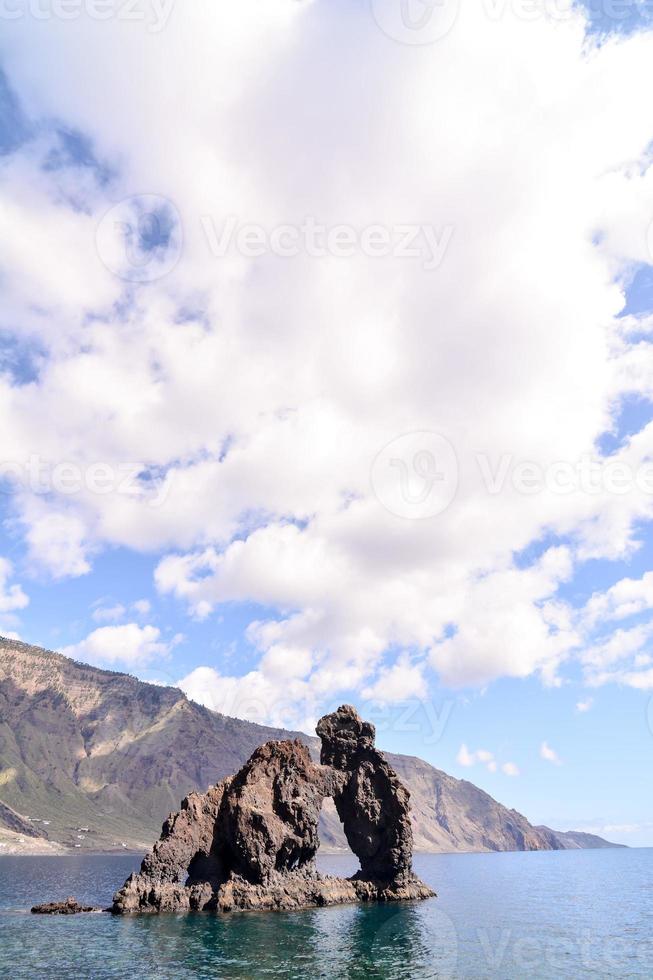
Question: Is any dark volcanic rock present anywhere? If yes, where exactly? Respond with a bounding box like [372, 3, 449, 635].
[220, 739, 337, 884]
[31, 897, 100, 914]
[112, 706, 434, 914]
[114, 783, 228, 912]
[317, 705, 413, 883]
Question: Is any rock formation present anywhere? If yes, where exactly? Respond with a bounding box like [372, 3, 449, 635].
[32, 897, 101, 914]
[112, 706, 435, 913]
[317, 704, 413, 883]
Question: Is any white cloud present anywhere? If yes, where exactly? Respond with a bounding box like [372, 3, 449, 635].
[547, 571, 653, 689]
[92, 603, 126, 623]
[61, 623, 174, 669]
[132, 599, 151, 616]
[502, 762, 520, 777]
[456, 744, 500, 773]
[0, 558, 28, 614]
[573, 821, 653, 837]
[178, 664, 320, 733]
[580, 622, 653, 690]
[21, 505, 91, 580]
[361, 656, 426, 704]
[429, 547, 577, 687]
[576, 697, 594, 712]
[456, 743, 476, 767]
[583, 572, 653, 627]
[0, 5, 653, 720]
[588, 665, 653, 690]
[540, 741, 563, 765]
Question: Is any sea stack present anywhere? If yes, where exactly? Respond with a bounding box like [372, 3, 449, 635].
[112, 705, 435, 913]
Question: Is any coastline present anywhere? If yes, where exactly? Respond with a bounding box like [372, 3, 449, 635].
[0, 841, 631, 858]
[0, 829, 144, 857]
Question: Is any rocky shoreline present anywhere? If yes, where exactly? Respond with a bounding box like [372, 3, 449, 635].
[31, 897, 104, 915]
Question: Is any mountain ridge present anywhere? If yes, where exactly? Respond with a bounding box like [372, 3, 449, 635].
[0, 637, 623, 855]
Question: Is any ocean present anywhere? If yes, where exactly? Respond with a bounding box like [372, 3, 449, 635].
[0, 849, 651, 978]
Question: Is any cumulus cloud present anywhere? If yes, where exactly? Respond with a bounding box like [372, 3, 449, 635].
[61, 623, 177, 669]
[92, 603, 126, 623]
[178, 664, 321, 733]
[540, 741, 563, 765]
[549, 571, 653, 689]
[456, 744, 494, 772]
[502, 762, 520, 777]
[576, 697, 594, 712]
[0, 4, 653, 720]
[0, 558, 28, 614]
[456, 743, 476, 767]
[583, 572, 653, 627]
[132, 599, 152, 616]
[456, 745, 518, 775]
[429, 547, 577, 687]
[587, 664, 653, 690]
[580, 619, 653, 688]
[361, 656, 427, 704]
[582, 623, 653, 671]
[20, 505, 91, 580]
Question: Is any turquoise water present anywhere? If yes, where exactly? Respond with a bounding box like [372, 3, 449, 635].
[0, 849, 651, 978]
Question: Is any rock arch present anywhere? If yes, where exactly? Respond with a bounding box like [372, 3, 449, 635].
[112, 706, 433, 913]
[317, 705, 413, 883]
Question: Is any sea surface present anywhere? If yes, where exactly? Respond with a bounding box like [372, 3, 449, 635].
[0, 849, 651, 978]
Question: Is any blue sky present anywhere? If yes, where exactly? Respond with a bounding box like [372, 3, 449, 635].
[1, 0, 653, 846]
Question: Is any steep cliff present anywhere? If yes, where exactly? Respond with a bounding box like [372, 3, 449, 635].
[0, 638, 621, 854]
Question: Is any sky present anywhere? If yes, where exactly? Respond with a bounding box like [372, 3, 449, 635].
[1, 0, 653, 845]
